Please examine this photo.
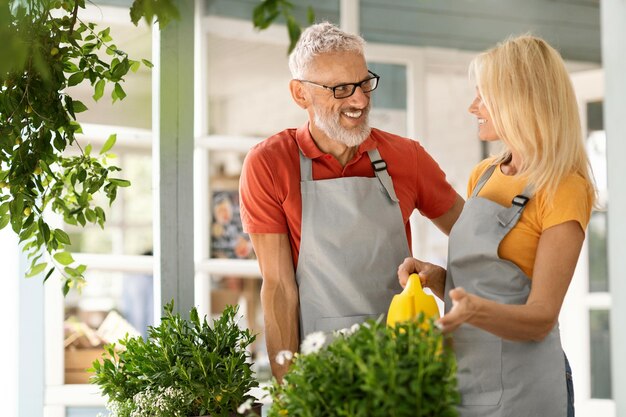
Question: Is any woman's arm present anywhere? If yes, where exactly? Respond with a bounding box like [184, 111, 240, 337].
[438, 220, 585, 341]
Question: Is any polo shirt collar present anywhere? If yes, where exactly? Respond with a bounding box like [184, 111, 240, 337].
[296, 122, 378, 160]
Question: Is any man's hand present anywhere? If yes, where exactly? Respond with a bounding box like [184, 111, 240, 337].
[397, 257, 447, 300]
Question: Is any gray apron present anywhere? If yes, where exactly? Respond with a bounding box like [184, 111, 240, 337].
[296, 148, 409, 338]
[445, 165, 567, 417]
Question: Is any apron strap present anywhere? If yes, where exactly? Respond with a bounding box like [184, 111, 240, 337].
[367, 149, 399, 203]
[497, 189, 533, 227]
[470, 165, 497, 197]
[299, 149, 313, 181]
[471, 164, 533, 227]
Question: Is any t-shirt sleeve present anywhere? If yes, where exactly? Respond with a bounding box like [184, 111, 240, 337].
[541, 175, 593, 232]
[414, 141, 458, 219]
[239, 145, 289, 234]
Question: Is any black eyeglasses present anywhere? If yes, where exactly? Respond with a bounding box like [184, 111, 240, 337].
[297, 70, 380, 99]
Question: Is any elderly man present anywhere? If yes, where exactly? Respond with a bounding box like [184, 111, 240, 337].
[239, 22, 463, 380]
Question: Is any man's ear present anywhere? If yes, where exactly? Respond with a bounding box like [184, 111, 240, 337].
[289, 79, 308, 109]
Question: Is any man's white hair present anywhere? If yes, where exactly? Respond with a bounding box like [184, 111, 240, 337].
[288, 22, 366, 79]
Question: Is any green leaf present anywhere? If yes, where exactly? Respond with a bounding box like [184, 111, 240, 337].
[286, 16, 301, 54]
[43, 268, 55, 283]
[72, 100, 88, 113]
[85, 208, 96, 223]
[53, 251, 75, 266]
[141, 59, 153, 68]
[62, 279, 71, 296]
[85, 143, 92, 156]
[307, 6, 315, 24]
[100, 134, 117, 155]
[0, 213, 9, 230]
[77, 212, 86, 226]
[26, 262, 47, 278]
[114, 83, 126, 101]
[105, 44, 117, 56]
[109, 178, 130, 187]
[93, 79, 106, 101]
[54, 228, 72, 245]
[67, 72, 85, 87]
[130, 60, 140, 73]
[95, 206, 106, 228]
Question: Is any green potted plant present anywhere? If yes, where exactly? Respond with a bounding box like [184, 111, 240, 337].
[268, 315, 460, 417]
[90, 302, 262, 417]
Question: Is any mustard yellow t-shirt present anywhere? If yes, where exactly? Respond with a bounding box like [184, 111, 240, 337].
[468, 159, 593, 279]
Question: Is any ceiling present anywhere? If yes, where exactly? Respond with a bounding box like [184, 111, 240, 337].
[206, 0, 601, 63]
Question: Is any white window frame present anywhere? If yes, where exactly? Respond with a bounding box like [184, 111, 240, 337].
[563, 69, 614, 417]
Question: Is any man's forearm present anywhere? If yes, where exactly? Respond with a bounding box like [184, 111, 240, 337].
[261, 281, 300, 382]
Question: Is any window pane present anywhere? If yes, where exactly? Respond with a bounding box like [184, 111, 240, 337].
[590, 309, 612, 399]
[368, 62, 407, 137]
[586, 100, 604, 132]
[209, 274, 269, 381]
[64, 270, 154, 384]
[588, 211, 608, 293]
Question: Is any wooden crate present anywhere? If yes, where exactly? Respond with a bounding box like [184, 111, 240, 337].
[64, 347, 106, 384]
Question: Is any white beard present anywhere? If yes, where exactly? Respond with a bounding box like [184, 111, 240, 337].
[313, 105, 371, 147]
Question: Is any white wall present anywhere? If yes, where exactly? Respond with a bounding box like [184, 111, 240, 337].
[0, 228, 19, 417]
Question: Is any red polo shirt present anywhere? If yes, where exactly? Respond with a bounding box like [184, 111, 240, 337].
[239, 123, 457, 267]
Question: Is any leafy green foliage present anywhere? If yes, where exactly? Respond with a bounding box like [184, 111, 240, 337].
[90, 302, 259, 417]
[268, 316, 460, 417]
[252, 0, 316, 53]
[0, 0, 156, 291]
[129, 0, 180, 27]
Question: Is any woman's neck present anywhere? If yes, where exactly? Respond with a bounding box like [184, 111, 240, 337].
[500, 152, 521, 176]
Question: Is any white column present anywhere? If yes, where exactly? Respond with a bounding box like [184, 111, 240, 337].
[152, 0, 195, 316]
[340, 0, 359, 34]
[0, 229, 19, 416]
[601, 0, 626, 414]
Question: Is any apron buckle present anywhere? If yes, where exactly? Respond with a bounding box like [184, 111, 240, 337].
[512, 195, 530, 207]
[371, 159, 387, 172]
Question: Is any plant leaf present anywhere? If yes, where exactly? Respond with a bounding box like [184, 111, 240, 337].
[72, 100, 88, 113]
[54, 228, 71, 245]
[93, 79, 105, 101]
[53, 251, 75, 266]
[100, 134, 117, 155]
[26, 262, 48, 278]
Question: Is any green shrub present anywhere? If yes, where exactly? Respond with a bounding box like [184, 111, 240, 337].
[91, 302, 258, 417]
[268, 316, 459, 417]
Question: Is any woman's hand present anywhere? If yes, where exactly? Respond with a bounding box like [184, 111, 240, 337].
[437, 287, 477, 332]
[397, 257, 447, 300]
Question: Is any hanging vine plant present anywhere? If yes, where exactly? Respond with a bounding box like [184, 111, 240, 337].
[0, 0, 309, 294]
[0, 0, 177, 294]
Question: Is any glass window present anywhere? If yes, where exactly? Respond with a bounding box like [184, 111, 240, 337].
[589, 309, 612, 399]
[64, 269, 154, 384]
[66, 152, 153, 255]
[62, 147, 153, 385]
[588, 211, 608, 293]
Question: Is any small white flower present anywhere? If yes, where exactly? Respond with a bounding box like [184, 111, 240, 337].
[350, 323, 360, 334]
[333, 327, 351, 337]
[301, 331, 326, 355]
[237, 398, 254, 414]
[275, 349, 293, 365]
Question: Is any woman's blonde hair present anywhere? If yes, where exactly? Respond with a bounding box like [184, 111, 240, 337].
[469, 34, 595, 203]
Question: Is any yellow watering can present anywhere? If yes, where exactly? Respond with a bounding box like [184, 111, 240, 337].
[387, 273, 440, 327]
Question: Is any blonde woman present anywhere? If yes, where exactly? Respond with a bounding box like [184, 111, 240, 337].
[398, 35, 595, 417]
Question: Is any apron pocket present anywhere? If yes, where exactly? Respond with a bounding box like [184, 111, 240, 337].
[315, 314, 379, 333]
[455, 338, 504, 406]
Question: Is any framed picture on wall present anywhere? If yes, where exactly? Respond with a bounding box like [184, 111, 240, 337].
[210, 178, 255, 260]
